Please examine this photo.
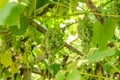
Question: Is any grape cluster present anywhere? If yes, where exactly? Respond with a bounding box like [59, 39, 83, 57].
[114, 0, 120, 14]
[77, 17, 93, 54]
[111, 0, 120, 28]
[42, 28, 64, 54]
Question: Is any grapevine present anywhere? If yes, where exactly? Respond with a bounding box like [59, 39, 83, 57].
[42, 28, 64, 55]
[77, 17, 93, 54]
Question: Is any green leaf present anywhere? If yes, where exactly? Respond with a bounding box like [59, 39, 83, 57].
[85, 49, 115, 63]
[48, 63, 61, 76]
[0, 0, 8, 9]
[16, 74, 22, 80]
[0, 51, 13, 67]
[67, 61, 79, 71]
[70, 0, 79, 10]
[36, 0, 50, 9]
[0, 2, 25, 25]
[32, 27, 42, 43]
[103, 18, 116, 40]
[66, 69, 81, 80]
[92, 20, 107, 49]
[103, 63, 113, 73]
[19, 16, 29, 34]
[10, 16, 29, 35]
[57, 1, 69, 15]
[92, 18, 116, 49]
[10, 63, 19, 75]
[80, 0, 86, 3]
[55, 70, 66, 80]
[33, 47, 45, 61]
[92, 20, 103, 46]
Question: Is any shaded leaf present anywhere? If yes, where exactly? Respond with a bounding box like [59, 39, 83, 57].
[16, 74, 22, 80]
[36, 0, 50, 9]
[10, 16, 29, 35]
[48, 63, 61, 76]
[57, 1, 69, 15]
[103, 63, 113, 73]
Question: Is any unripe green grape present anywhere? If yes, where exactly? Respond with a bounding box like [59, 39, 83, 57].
[77, 17, 93, 54]
[42, 28, 64, 55]
[111, 0, 120, 29]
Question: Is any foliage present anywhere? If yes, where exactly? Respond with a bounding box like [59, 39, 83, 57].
[0, 0, 120, 80]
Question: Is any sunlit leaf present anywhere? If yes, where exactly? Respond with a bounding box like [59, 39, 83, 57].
[66, 69, 81, 80]
[0, 0, 8, 9]
[80, 0, 86, 3]
[10, 62, 19, 75]
[0, 51, 13, 67]
[103, 18, 116, 40]
[67, 61, 79, 71]
[92, 18, 116, 49]
[33, 47, 45, 61]
[92, 20, 103, 47]
[70, 0, 79, 10]
[55, 70, 66, 80]
[0, 2, 25, 25]
[85, 49, 116, 63]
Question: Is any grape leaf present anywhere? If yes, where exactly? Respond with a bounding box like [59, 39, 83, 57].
[36, 0, 50, 9]
[0, 0, 8, 9]
[85, 49, 115, 63]
[80, 0, 86, 3]
[67, 61, 79, 71]
[48, 63, 61, 76]
[92, 20, 107, 49]
[57, 1, 69, 15]
[66, 69, 81, 80]
[9, 16, 29, 35]
[92, 20, 103, 46]
[0, 51, 13, 67]
[92, 18, 116, 49]
[103, 18, 116, 40]
[103, 63, 113, 73]
[0, 2, 25, 25]
[16, 74, 22, 80]
[70, 0, 79, 10]
[55, 70, 66, 80]
[10, 63, 19, 75]
[33, 47, 45, 61]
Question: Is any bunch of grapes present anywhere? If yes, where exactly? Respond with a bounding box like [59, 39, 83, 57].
[42, 28, 64, 55]
[77, 17, 93, 54]
[111, 0, 120, 28]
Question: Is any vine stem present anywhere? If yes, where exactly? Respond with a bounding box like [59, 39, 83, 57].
[86, 0, 104, 23]
[80, 72, 114, 80]
[29, 18, 83, 56]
